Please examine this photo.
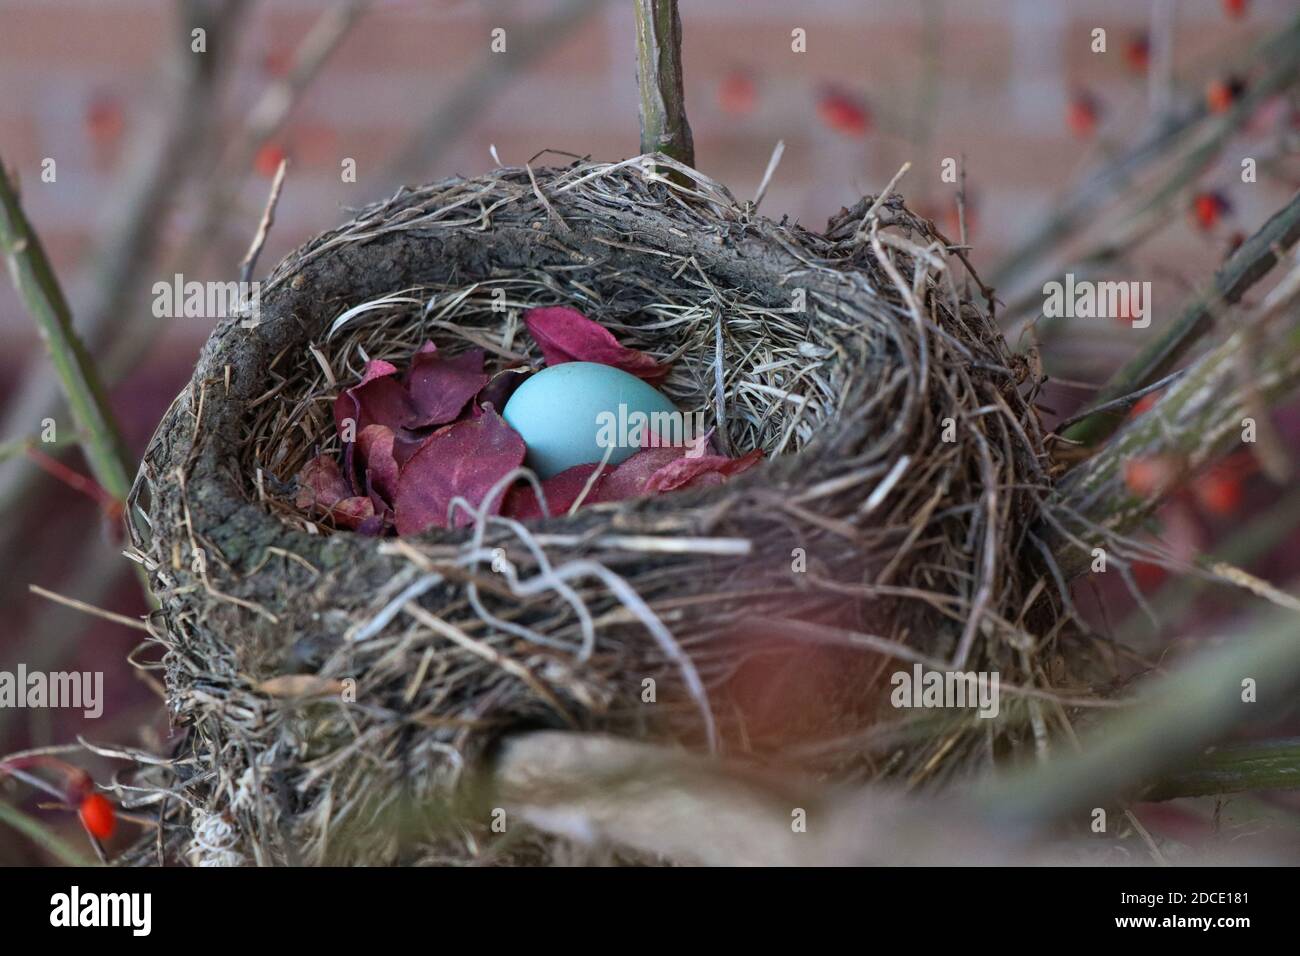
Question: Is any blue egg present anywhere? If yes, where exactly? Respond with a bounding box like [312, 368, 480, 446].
[502, 362, 680, 479]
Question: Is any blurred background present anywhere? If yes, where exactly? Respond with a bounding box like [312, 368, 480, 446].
[1, 0, 1298, 863]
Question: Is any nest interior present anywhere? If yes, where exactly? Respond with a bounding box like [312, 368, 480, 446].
[125, 155, 1060, 865]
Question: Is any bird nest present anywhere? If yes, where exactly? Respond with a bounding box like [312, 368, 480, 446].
[121, 154, 1062, 866]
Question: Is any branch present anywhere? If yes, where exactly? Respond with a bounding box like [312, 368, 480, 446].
[634, 0, 694, 169]
[1063, 190, 1300, 447]
[1048, 293, 1300, 577]
[0, 163, 131, 504]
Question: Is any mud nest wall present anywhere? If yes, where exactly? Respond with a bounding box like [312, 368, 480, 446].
[124, 156, 1058, 866]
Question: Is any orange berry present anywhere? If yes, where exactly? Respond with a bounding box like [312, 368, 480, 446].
[79, 793, 116, 840]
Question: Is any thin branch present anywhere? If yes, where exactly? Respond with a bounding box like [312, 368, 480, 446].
[0, 163, 132, 504]
[239, 157, 289, 285]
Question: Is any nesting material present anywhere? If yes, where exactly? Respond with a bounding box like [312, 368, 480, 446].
[122, 155, 1059, 866]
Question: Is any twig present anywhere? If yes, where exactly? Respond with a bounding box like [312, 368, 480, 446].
[0, 163, 132, 504]
[28, 584, 150, 632]
[239, 157, 289, 285]
[634, 0, 695, 170]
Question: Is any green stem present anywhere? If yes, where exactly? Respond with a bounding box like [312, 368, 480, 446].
[634, 0, 695, 169]
[1142, 738, 1300, 801]
[0, 162, 132, 504]
[0, 799, 94, 866]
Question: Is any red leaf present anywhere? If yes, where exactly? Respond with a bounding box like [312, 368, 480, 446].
[595, 443, 762, 502]
[593, 445, 688, 501]
[357, 424, 400, 508]
[503, 462, 611, 521]
[644, 448, 765, 494]
[333, 359, 418, 481]
[478, 366, 531, 413]
[406, 342, 490, 427]
[394, 409, 527, 535]
[330, 496, 378, 531]
[523, 306, 670, 385]
[294, 455, 378, 530]
[295, 454, 352, 511]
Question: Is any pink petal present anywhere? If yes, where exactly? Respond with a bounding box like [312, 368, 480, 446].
[393, 408, 527, 536]
[523, 306, 670, 385]
[406, 343, 490, 427]
[503, 462, 611, 521]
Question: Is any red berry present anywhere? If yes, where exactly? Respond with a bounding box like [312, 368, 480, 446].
[1128, 391, 1163, 420]
[1124, 457, 1177, 497]
[1206, 76, 1246, 114]
[1067, 91, 1100, 138]
[1124, 34, 1150, 73]
[1222, 0, 1248, 20]
[718, 71, 757, 115]
[1192, 472, 1243, 516]
[1133, 561, 1167, 591]
[817, 87, 871, 138]
[1191, 191, 1229, 231]
[254, 143, 287, 178]
[85, 95, 125, 147]
[79, 793, 116, 840]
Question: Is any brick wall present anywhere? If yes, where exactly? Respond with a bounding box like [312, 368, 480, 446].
[0, 0, 1295, 361]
